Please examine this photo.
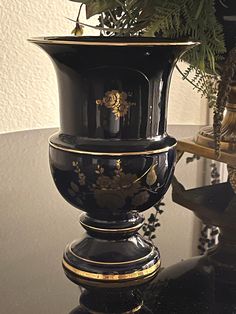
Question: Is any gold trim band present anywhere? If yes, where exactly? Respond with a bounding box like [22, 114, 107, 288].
[63, 259, 160, 281]
[69, 243, 155, 265]
[49, 141, 176, 156]
[81, 302, 143, 314]
[29, 37, 197, 47]
[80, 219, 144, 233]
[71, 271, 158, 288]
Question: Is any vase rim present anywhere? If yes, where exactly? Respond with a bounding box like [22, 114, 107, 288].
[28, 36, 199, 47]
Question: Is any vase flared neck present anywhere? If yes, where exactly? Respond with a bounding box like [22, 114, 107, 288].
[29, 36, 197, 47]
[30, 37, 197, 145]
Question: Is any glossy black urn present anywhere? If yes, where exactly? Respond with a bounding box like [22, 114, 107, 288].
[30, 36, 196, 288]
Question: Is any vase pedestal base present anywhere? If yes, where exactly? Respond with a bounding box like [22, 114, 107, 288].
[62, 213, 160, 288]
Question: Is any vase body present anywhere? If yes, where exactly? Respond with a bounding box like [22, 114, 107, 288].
[31, 36, 196, 288]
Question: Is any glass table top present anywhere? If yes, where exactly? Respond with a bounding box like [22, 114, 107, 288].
[1, 126, 235, 313]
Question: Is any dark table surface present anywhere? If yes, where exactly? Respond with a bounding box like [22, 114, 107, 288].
[1, 126, 226, 314]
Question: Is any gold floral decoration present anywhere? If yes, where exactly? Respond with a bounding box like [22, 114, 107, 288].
[96, 90, 136, 119]
[132, 191, 150, 207]
[69, 159, 160, 209]
[73, 161, 86, 185]
[146, 164, 158, 186]
[95, 189, 126, 210]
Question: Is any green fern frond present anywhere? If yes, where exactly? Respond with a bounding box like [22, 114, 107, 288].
[72, 0, 226, 110]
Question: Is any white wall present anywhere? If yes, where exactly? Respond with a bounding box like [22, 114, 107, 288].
[0, 0, 207, 133]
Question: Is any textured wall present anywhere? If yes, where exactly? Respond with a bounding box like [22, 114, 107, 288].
[0, 0, 207, 133]
[0, 0, 96, 133]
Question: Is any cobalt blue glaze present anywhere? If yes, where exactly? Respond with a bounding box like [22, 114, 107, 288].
[31, 36, 196, 288]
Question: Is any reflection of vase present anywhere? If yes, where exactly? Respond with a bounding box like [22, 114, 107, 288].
[30, 36, 196, 288]
[160, 176, 236, 312]
[69, 287, 151, 314]
[143, 253, 236, 313]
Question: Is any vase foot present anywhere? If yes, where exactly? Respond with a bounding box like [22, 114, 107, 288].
[62, 213, 160, 288]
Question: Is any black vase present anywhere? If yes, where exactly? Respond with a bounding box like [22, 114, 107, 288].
[30, 36, 196, 288]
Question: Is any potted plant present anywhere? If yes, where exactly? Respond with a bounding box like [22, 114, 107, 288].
[70, 0, 235, 155]
[66, 0, 236, 247]
[29, 0, 235, 289]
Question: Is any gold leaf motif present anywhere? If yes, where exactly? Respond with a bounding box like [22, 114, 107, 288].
[95, 190, 125, 210]
[96, 90, 136, 119]
[70, 159, 153, 209]
[131, 191, 150, 207]
[146, 164, 158, 186]
[70, 181, 79, 192]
